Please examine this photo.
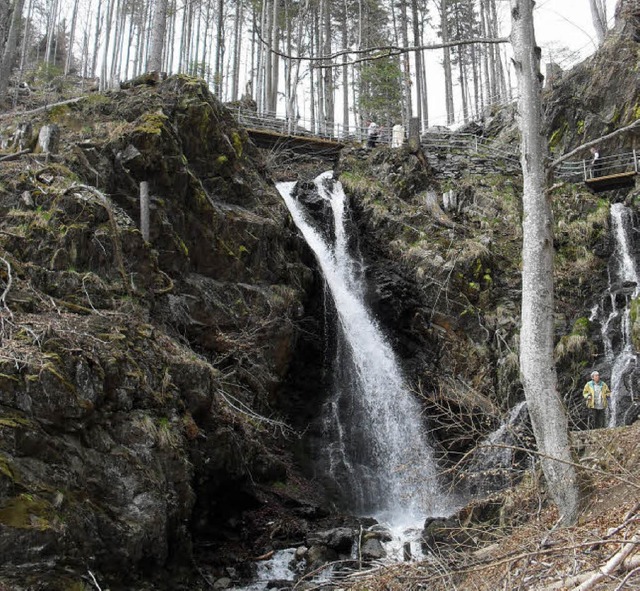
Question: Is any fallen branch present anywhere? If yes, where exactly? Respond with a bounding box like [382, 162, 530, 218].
[0, 256, 13, 319]
[573, 535, 639, 591]
[0, 149, 31, 162]
[542, 553, 640, 590]
[0, 96, 87, 121]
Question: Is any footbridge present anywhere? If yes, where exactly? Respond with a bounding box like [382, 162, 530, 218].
[229, 107, 639, 190]
[555, 151, 639, 192]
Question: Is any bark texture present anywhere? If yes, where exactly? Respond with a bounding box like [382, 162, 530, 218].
[510, 0, 581, 525]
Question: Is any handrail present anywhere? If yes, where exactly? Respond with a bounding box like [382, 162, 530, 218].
[227, 106, 639, 182]
[556, 150, 638, 181]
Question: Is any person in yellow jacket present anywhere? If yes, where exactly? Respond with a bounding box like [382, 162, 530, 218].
[583, 370, 610, 429]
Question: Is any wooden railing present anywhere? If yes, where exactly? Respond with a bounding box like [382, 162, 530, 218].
[227, 107, 639, 183]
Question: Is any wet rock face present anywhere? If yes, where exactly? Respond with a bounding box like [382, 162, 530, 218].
[0, 76, 321, 588]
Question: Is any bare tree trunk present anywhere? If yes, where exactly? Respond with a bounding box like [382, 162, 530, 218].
[165, 0, 176, 74]
[309, 17, 316, 132]
[100, 0, 116, 89]
[341, 0, 349, 133]
[399, 0, 412, 126]
[411, 0, 424, 129]
[440, 0, 455, 124]
[269, 0, 280, 113]
[18, 0, 33, 77]
[64, 0, 79, 74]
[45, 0, 59, 65]
[256, 0, 267, 112]
[148, 0, 168, 72]
[322, 0, 333, 132]
[480, 0, 492, 107]
[511, 0, 580, 526]
[91, 0, 103, 77]
[0, 0, 26, 99]
[471, 42, 480, 118]
[589, 0, 607, 45]
[110, 0, 125, 82]
[214, 0, 224, 95]
[314, 8, 324, 131]
[231, 0, 242, 100]
[492, 0, 507, 101]
[192, 0, 202, 76]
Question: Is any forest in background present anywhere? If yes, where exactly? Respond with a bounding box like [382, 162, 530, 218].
[0, 0, 610, 135]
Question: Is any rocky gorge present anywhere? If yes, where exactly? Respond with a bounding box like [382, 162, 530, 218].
[0, 4, 639, 590]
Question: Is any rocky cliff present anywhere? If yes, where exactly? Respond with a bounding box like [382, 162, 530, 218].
[0, 4, 638, 589]
[0, 76, 324, 589]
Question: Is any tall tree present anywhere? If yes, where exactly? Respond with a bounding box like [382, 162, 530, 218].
[511, 0, 581, 525]
[589, 0, 607, 45]
[435, 0, 455, 124]
[148, 0, 168, 72]
[0, 0, 25, 99]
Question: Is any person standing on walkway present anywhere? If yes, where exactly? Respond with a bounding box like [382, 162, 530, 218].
[367, 121, 379, 148]
[583, 370, 610, 428]
[589, 146, 603, 178]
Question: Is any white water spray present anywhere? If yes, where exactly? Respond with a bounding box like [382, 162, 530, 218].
[277, 173, 449, 524]
[599, 203, 639, 426]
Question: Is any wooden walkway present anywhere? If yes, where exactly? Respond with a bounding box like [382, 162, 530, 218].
[557, 151, 639, 192]
[585, 171, 638, 192]
[229, 107, 639, 190]
[246, 128, 344, 160]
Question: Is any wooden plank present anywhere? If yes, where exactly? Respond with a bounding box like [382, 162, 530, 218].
[584, 171, 637, 193]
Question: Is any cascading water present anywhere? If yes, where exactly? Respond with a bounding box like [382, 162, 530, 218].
[277, 172, 450, 524]
[595, 203, 639, 426]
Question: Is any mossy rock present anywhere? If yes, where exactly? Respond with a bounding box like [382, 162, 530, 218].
[0, 494, 56, 530]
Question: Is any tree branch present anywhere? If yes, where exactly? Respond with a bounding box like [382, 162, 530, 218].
[0, 149, 31, 161]
[256, 26, 508, 68]
[0, 256, 13, 317]
[573, 535, 639, 591]
[551, 118, 640, 167]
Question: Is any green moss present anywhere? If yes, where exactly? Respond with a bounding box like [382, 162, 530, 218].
[0, 373, 19, 383]
[135, 110, 168, 135]
[576, 120, 585, 134]
[46, 104, 72, 124]
[0, 416, 31, 428]
[175, 235, 189, 256]
[231, 131, 244, 158]
[549, 122, 568, 150]
[0, 454, 16, 480]
[572, 317, 590, 336]
[0, 494, 54, 530]
[42, 362, 77, 394]
[216, 155, 228, 166]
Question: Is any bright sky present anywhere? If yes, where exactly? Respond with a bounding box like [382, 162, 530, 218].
[422, 0, 620, 128]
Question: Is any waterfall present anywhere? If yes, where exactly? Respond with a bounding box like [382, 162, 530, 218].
[599, 203, 639, 426]
[277, 173, 449, 524]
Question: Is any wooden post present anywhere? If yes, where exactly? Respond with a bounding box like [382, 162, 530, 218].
[140, 181, 150, 242]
